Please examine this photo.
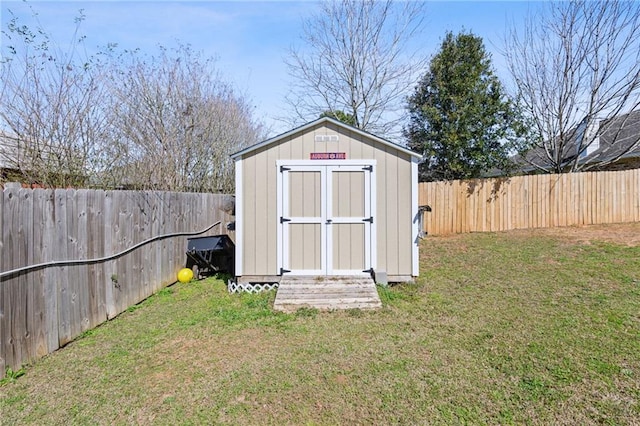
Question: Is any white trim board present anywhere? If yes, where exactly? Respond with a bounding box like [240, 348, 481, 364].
[234, 157, 243, 276]
[411, 156, 419, 277]
[276, 159, 377, 167]
[276, 161, 283, 275]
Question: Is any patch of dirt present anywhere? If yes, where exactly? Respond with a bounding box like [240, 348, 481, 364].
[518, 222, 640, 247]
[427, 222, 640, 247]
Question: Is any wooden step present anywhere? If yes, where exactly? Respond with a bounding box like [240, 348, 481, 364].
[274, 275, 382, 312]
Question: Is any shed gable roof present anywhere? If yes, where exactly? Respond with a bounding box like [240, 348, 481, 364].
[231, 117, 421, 160]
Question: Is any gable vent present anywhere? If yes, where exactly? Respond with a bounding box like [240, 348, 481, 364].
[315, 134, 339, 142]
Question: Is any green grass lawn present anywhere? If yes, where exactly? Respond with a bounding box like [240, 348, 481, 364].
[2, 225, 639, 425]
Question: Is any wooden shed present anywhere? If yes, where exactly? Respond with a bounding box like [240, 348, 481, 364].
[231, 117, 421, 286]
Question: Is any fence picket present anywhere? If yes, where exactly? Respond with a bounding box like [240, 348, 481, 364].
[0, 188, 3, 376]
[3, 187, 22, 367]
[0, 185, 4, 375]
[87, 190, 106, 328]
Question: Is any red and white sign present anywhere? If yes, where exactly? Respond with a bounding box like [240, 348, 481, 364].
[310, 152, 346, 160]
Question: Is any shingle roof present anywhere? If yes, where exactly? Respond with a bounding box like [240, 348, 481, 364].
[518, 110, 640, 172]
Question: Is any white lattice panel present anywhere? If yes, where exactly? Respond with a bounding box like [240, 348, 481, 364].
[227, 280, 279, 294]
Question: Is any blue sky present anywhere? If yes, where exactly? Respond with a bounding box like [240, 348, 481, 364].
[1, 1, 542, 135]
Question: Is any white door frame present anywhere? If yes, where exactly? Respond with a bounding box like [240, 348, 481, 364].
[276, 160, 376, 276]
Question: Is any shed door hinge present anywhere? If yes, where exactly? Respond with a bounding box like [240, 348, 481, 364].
[280, 217, 291, 224]
[280, 268, 291, 275]
[362, 165, 373, 172]
[280, 166, 291, 172]
[362, 216, 373, 223]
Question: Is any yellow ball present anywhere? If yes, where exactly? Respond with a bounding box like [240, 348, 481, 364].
[177, 268, 194, 283]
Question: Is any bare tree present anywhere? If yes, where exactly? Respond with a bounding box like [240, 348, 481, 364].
[505, 0, 640, 173]
[104, 46, 265, 193]
[1, 5, 264, 192]
[285, 0, 425, 138]
[1, 9, 110, 187]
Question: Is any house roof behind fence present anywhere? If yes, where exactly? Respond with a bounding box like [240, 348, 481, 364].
[518, 110, 640, 172]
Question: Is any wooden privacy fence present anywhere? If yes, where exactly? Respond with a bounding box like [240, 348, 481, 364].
[419, 169, 640, 236]
[0, 188, 233, 377]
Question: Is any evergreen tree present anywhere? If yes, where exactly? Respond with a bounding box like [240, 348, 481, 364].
[405, 31, 525, 181]
[320, 110, 357, 126]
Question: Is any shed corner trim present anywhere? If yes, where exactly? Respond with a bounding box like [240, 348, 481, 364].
[234, 155, 243, 276]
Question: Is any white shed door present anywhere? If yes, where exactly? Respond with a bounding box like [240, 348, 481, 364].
[278, 163, 374, 276]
